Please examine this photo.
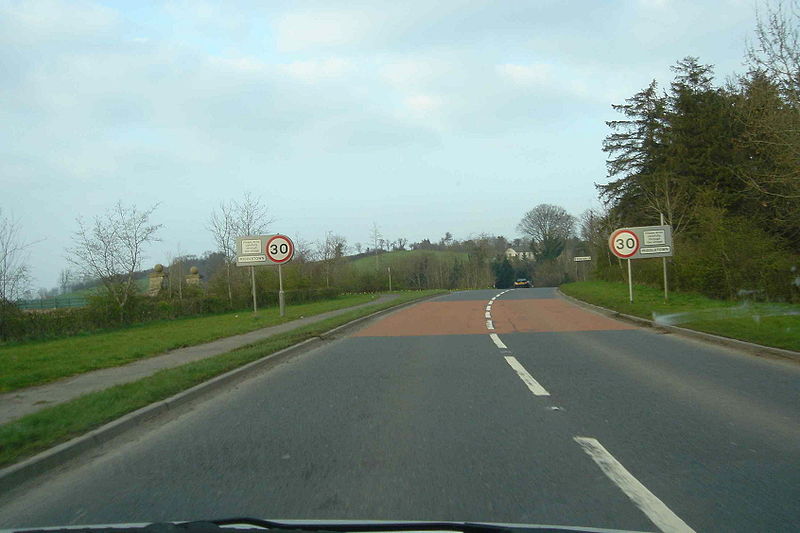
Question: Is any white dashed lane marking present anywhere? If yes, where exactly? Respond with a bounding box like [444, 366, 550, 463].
[574, 437, 695, 532]
[489, 333, 507, 350]
[484, 291, 689, 532]
[504, 356, 550, 396]
[486, 291, 548, 395]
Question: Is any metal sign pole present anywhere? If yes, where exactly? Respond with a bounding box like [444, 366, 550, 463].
[627, 259, 633, 303]
[251, 265, 257, 313]
[278, 264, 285, 317]
[388, 266, 392, 292]
[660, 213, 669, 301]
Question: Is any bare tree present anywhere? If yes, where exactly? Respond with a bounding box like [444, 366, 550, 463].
[208, 200, 237, 304]
[292, 234, 315, 263]
[316, 232, 348, 288]
[370, 222, 382, 268]
[740, 1, 800, 204]
[58, 268, 73, 295]
[747, 0, 800, 106]
[167, 243, 185, 301]
[67, 202, 161, 322]
[0, 208, 34, 303]
[234, 192, 274, 236]
[208, 193, 274, 305]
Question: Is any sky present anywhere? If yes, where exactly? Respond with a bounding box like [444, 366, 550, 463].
[0, 0, 761, 290]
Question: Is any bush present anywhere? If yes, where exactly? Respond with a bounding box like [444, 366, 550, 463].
[534, 260, 572, 287]
[0, 287, 348, 344]
[672, 208, 798, 301]
[591, 207, 800, 303]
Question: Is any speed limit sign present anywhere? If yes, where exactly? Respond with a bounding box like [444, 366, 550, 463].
[609, 229, 639, 258]
[265, 235, 294, 264]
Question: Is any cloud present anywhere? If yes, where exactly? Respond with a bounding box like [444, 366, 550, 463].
[275, 10, 381, 51]
[0, 0, 118, 45]
[279, 58, 354, 82]
[209, 55, 268, 74]
[496, 63, 552, 86]
[404, 94, 441, 113]
[381, 59, 445, 89]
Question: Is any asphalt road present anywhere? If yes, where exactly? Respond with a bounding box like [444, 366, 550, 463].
[2, 288, 799, 532]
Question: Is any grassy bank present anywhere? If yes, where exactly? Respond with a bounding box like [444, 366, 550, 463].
[1, 293, 383, 392]
[349, 250, 469, 273]
[561, 281, 800, 352]
[0, 290, 446, 467]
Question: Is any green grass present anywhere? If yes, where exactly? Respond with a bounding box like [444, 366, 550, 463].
[561, 281, 800, 352]
[349, 250, 469, 273]
[0, 290, 446, 468]
[0, 293, 386, 392]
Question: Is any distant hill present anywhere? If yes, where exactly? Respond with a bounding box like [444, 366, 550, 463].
[349, 249, 469, 272]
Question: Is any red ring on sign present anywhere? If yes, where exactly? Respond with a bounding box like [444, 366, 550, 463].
[265, 235, 294, 264]
[609, 229, 639, 259]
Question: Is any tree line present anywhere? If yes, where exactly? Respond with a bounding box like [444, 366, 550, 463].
[586, 4, 800, 301]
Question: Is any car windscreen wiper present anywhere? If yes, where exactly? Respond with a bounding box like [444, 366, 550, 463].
[5, 517, 648, 533]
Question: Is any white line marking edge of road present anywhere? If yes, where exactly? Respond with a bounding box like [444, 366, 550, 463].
[486, 319, 494, 330]
[573, 437, 695, 533]
[504, 356, 550, 396]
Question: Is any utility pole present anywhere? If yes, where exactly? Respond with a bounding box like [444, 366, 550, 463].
[388, 266, 392, 292]
[627, 259, 633, 303]
[278, 263, 285, 317]
[250, 265, 257, 313]
[661, 212, 669, 301]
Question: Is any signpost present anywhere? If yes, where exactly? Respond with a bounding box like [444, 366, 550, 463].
[265, 235, 294, 317]
[235, 234, 295, 316]
[609, 224, 673, 302]
[573, 256, 591, 281]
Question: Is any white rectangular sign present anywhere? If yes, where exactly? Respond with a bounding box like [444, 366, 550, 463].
[573, 256, 592, 262]
[240, 239, 262, 255]
[643, 230, 666, 246]
[238, 254, 266, 264]
[235, 235, 275, 267]
[640, 246, 671, 255]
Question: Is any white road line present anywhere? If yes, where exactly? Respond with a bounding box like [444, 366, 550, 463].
[484, 311, 492, 319]
[504, 356, 550, 396]
[486, 319, 494, 330]
[485, 305, 491, 311]
[574, 437, 695, 533]
[489, 333, 507, 349]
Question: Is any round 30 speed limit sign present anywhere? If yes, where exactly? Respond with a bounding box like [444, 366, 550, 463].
[609, 229, 639, 259]
[265, 235, 295, 264]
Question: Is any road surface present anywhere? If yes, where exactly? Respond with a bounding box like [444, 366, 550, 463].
[2, 288, 799, 532]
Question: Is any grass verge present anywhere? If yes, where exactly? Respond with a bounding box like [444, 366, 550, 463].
[561, 281, 800, 352]
[1, 293, 384, 392]
[0, 290, 446, 468]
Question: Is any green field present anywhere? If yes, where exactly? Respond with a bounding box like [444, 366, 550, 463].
[0, 290, 446, 467]
[561, 281, 800, 352]
[1, 293, 384, 392]
[17, 279, 147, 309]
[349, 250, 469, 273]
